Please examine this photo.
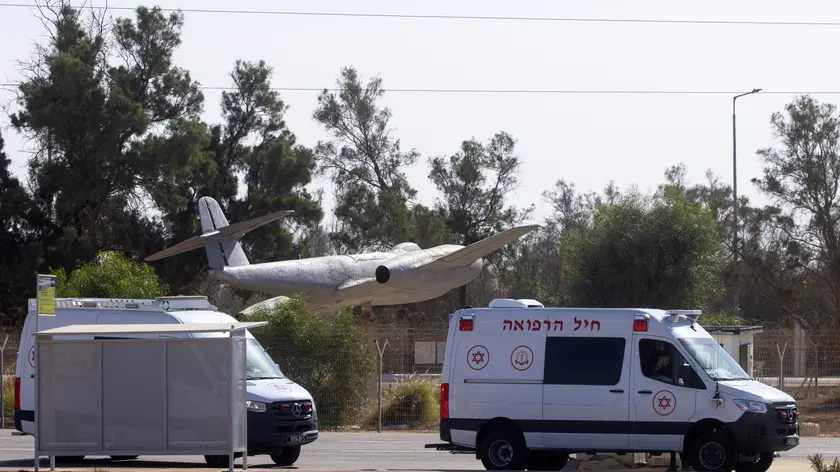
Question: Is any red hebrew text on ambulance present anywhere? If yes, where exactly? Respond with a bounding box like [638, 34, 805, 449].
[501, 316, 600, 332]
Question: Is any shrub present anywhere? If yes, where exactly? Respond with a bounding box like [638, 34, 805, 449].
[819, 387, 840, 409]
[700, 312, 746, 327]
[366, 374, 439, 428]
[244, 295, 376, 427]
[53, 250, 169, 299]
[2, 372, 12, 428]
[810, 454, 840, 472]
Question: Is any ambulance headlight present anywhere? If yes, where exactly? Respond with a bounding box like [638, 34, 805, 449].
[246, 400, 267, 412]
[733, 399, 767, 413]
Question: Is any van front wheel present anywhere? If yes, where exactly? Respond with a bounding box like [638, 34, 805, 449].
[688, 431, 738, 472]
[270, 445, 301, 466]
[479, 428, 528, 470]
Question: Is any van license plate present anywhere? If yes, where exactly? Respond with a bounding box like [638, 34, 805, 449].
[288, 435, 304, 444]
[785, 437, 798, 446]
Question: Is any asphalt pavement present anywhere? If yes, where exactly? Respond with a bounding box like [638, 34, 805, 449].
[0, 431, 836, 470]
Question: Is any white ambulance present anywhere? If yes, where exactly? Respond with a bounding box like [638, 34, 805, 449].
[427, 299, 799, 472]
[14, 296, 319, 468]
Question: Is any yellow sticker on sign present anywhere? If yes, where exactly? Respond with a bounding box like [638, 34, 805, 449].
[37, 274, 56, 316]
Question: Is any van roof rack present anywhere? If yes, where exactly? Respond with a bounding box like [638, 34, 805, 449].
[28, 295, 217, 313]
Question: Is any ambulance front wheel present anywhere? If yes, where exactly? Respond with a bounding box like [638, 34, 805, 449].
[688, 430, 738, 472]
[479, 428, 529, 470]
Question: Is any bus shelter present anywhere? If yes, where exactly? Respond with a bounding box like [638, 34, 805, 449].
[33, 322, 267, 472]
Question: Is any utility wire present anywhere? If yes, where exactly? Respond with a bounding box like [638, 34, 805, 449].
[1, 2, 840, 27]
[2, 83, 840, 95]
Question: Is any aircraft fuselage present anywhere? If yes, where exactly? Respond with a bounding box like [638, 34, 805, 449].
[209, 245, 484, 311]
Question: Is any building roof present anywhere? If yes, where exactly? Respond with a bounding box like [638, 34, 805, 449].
[35, 321, 268, 337]
[704, 325, 763, 335]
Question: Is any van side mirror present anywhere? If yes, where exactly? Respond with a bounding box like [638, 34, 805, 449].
[678, 364, 695, 388]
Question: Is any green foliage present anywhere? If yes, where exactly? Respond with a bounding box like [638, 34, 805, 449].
[313, 66, 449, 253]
[562, 188, 725, 308]
[244, 296, 376, 427]
[700, 312, 746, 327]
[810, 454, 840, 472]
[366, 375, 439, 428]
[53, 250, 169, 299]
[2, 373, 12, 428]
[818, 387, 840, 410]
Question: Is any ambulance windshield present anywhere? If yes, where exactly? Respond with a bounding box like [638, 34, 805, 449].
[678, 337, 751, 381]
[246, 338, 285, 380]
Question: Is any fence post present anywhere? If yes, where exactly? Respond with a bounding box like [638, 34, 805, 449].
[375, 339, 389, 433]
[1, 334, 8, 430]
[776, 341, 787, 392]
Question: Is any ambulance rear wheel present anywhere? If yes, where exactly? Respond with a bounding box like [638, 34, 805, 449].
[479, 428, 528, 470]
[527, 451, 569, 470]
[688, 431, 738, 472]
[734, 452, 774, 472]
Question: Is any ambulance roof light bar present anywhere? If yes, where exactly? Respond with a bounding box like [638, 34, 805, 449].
[665, 309, 703, 322]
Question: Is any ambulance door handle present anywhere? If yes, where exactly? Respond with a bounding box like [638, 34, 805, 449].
[638, 390, 652, 395]
[609, 389, 624, 393]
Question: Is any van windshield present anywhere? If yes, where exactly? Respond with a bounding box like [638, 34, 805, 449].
[246, 338, 285, 380]
[678, 337, 751, 381]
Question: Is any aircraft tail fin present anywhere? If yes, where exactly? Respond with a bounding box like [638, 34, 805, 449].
[198, 196, 250, 269]
[144, 196, 294, 270]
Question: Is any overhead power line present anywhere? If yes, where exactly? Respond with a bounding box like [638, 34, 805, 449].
[1, 2, 840, 27]
[2, 83, 840, 95]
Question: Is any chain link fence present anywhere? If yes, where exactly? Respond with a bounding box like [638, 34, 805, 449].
[750, 320, 840, 437]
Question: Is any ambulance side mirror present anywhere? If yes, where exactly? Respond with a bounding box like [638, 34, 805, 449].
[678, 364, 698, 389]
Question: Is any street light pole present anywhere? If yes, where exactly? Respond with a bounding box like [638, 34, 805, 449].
[732, 88, 761, 317]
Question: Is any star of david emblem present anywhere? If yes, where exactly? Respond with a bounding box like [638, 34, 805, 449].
[657, 396, 671, 410]
[467, 345, 489, 370]
[471, 351, 485, 364]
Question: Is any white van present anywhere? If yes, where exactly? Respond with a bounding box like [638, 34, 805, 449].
[14, 295, 319, 468]
[427, 299, 799, 472]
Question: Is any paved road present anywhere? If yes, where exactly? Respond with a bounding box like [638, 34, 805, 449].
[0, 431, 837, 470]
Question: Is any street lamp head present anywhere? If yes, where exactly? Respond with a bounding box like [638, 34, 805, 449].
[751, 88, 762, 93]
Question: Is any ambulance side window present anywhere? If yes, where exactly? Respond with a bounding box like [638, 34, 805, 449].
[544, 337, 626, 386]
[638, 338, 702, 389]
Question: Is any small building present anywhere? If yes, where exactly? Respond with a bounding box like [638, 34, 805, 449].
[705, 325, 764, 377]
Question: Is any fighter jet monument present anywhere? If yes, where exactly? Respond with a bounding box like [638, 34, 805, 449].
[145, 196, 538, 313]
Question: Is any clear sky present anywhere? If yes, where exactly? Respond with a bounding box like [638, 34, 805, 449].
[1, 0, 838, 226]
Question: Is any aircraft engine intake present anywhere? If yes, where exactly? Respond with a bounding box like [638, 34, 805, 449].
[375, 264, 408, 285]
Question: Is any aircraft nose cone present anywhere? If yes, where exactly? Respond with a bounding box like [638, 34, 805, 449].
[375, 265, 390, 284]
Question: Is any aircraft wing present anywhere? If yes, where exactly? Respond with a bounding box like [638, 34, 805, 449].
[422, 224, 540, 270]
[334, 277, 379, 304]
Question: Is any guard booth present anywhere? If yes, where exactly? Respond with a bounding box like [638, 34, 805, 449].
[706, 325, 764, 377]
[33, 322, 266, 472]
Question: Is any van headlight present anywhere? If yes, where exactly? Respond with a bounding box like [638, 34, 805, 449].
[246, 400, 267, 412]
[733, 399, 767, 413]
